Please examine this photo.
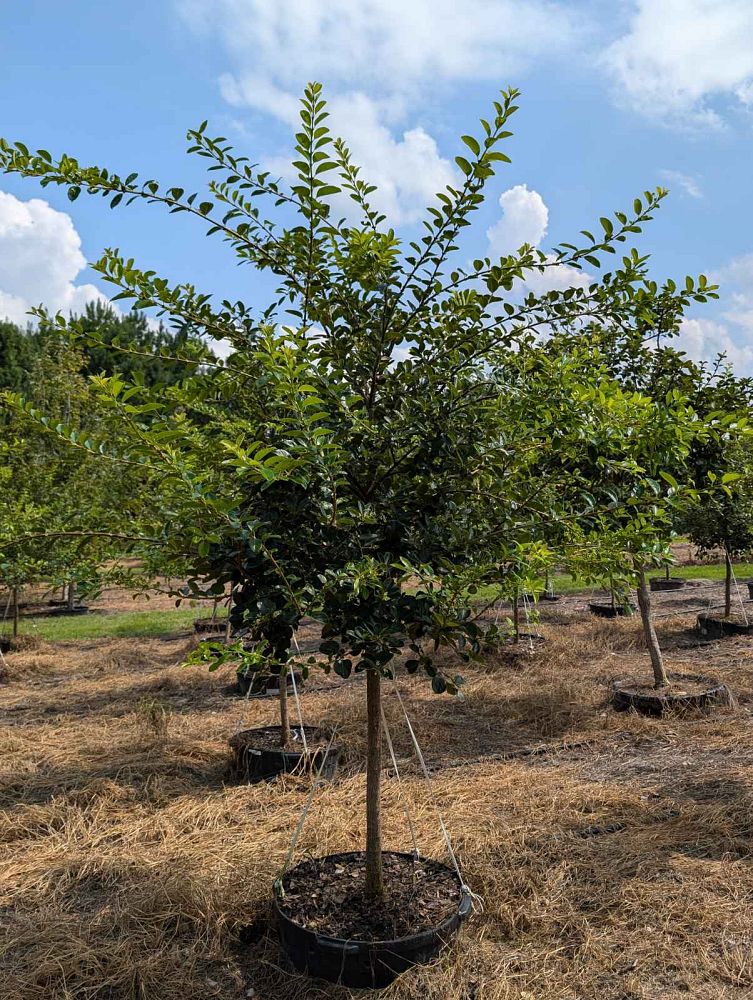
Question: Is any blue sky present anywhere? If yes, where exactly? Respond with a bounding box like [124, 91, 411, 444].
[1, 1, 753, 369]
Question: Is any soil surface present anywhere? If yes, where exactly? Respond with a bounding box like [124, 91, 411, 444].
[277, 852, 461, 940]
[615, 677, 723, 698]
[229, 725, 331, 754]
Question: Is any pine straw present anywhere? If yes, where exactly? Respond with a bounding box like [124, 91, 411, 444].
[2, 616, 753, 998]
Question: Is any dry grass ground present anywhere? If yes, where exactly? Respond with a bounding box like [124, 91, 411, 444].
[2, 600, 753, 999]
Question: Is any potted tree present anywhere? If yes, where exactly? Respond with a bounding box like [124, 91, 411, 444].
[0, 82, 724, 986]
[684, 450, 753, 637]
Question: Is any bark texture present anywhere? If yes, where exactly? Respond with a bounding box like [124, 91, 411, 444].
[636, 566, 668, 688]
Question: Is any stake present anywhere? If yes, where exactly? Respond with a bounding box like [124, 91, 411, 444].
[366, 668, 384, 897]
[12, 587, 19, 638]
[636, 566, 668, 689]
[724, 549, 732, 619]
[225, 585, 234, 642]
[279, 664, 290, 747]
[512, 593, 520, 643]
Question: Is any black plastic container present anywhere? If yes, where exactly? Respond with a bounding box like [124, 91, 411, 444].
[649, 578, 685, 592]
[193, 617, 226, 634]
[612, 673, 731, 716]
[697, 614, 753, 638]
[588, 602, 636, 618]
[47, 604, 89, 617]
[748, 581, 753, 601]
[229, 725, 341, 783]
[274, 851, 472, 988]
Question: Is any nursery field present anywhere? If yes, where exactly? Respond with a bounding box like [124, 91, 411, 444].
[2, 579, 753, 1000]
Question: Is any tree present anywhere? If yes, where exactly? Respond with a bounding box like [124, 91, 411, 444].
[0, 320, 37, 396]
[70, 300, 215, 386]
[0, 333, 140, 633]
[683, 443, 753, 618]
[0, 84, 719, 906]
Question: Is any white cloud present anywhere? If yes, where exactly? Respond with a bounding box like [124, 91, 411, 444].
[180, 0, 579, 95]
[659, 169, 703, 199]
[0, 191, 108, 325]
[486, 185, 592, 294]
[677, 252, 753, 375]
[602, 0, 753, 126]
[262, 91, 457, 225]
[678, 317, 753, 373]
[179, 0, 582, 225]
[487, 184, 549, 256]
[523, 256, 592, 294]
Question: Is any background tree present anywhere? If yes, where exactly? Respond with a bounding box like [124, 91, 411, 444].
[682, 442, 753, 618]
[0, 320, 36, 396]
[0, 332, 141, 632]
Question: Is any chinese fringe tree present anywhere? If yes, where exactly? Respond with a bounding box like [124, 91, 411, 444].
[0, 83, 720, 896]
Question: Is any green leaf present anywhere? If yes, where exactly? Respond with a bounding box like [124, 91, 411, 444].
[461, 135, 480, 156]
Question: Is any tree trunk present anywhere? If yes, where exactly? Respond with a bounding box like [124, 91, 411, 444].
[665, 564, 670, 582]
[12, 587, 19, 638]
[365, 668, 383, 897]
[67, 581, 76, 611]
[636, 566, 668, 689]
[279, 665, 290, 746]
[609, 574, 615, 610]
[725, 550, 732, 619]
[512, 594, 520, 643]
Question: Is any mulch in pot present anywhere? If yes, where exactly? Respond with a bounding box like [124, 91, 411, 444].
[228, 725, 341, 783]
[274, 851, 471, 988]
[697, 614, 753, 638]
[612, 673, 732, 717]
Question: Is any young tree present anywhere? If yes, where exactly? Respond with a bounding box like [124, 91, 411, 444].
[0, 334, 140, 632]
[683, 449, 753, 618]
[0, 85, 718, 908]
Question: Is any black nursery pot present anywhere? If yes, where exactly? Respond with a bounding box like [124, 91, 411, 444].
[612, 674, 732, 717]
[193, 617, 226, 634]
[588, 602, 636, 618]
[649, 578, 686, 592]
[229, 725, 341, 783]
[748, 581, 753, 600]
[697, 613, 753, 638]
[46, 604, 89, 617]
[274, 851, 472, 989]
